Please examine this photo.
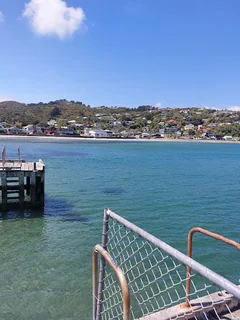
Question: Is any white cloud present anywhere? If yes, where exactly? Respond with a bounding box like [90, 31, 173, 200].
[0, 96, 14, 102]
[228, 106, 240, 111]
[0, 11, 4, 23]
[22, 0, 86, 40]
[155, 102, 161, 108]
[201, 106, 217, 110]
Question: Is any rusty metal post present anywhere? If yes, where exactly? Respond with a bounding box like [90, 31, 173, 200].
[93, 245, 130, 320]
[185, 227, 240, 307]
[93, 249, 98, 320]
[95, 208, 110, 320]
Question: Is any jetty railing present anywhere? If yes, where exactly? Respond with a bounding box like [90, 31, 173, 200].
[93, 208, 240, 320]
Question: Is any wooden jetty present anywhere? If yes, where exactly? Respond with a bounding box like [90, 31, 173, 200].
[0, 147, 45, 211]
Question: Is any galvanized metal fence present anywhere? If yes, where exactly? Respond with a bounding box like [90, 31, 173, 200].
[93, 209, 240, 320]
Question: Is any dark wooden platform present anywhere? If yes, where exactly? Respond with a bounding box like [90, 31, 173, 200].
[0, 152, 45, 211]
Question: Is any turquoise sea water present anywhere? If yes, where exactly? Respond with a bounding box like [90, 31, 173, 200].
[0, 138, 239, 319]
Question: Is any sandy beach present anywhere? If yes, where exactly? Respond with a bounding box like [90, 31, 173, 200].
[0, 135, 239, 144]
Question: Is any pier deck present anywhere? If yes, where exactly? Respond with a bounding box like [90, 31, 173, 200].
[137, 290, 240, 319]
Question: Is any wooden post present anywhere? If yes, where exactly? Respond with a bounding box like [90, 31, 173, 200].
[26, 176, 30, 195]
[1, 172, 7, 211]
[18, 148, 20, 163]
[2, 147, 6, 167]
[40, 173, 44, 206]
[19, 172, 24, 209]
[30, 172, 36, 205]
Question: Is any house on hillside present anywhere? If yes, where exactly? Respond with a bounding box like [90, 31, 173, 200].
[105, 130, 113, 137]
[47, 119, 57, 126]
[184, 124, 195, 130]
[85, 129, 108, 138]
[60, 127, 75, 135]
[223, 135, 233, 141]
[113, 121, 122, 126]
[7, 127, 22, 135]
[167, 119, 178, 125]
[67, 120, 76, 125]
[22, 125, 34, 135]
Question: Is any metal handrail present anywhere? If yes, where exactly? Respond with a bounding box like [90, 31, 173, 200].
[105, 209, 240, 301]
[185, 227, 240, 307]
[92, 244, 130, 320]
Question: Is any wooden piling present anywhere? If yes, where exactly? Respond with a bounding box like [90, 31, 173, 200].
[30, 171, 36, 204]
[26, 176, 30, 195]
[19, 172, 24, 209]
[1, 172, 7, 211]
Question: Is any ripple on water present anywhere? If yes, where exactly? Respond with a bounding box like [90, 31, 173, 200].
[103, 187, 126, 195]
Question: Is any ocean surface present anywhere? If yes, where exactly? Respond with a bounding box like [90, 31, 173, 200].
[0, 138, 239, 319]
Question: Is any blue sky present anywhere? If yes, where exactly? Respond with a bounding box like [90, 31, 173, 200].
[0, 0, 240, 110]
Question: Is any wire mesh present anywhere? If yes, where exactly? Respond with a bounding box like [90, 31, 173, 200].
[94, 210, 240, 320]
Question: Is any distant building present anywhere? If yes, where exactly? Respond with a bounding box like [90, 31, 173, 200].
[223, 135, 233, 140]
[142, 133, 150, 138]
[94, 122, 102, 128]
[104, 130, 113, 137]
[0, 124, 6, 133]
[125, 121, 135, 125]
[22, 125, 34, 135]
[113, 121, 122, 126]
[60, 127, 75, 135]
[47, 119, 57, 126]
[184, 124, 194, 130]
[85, 129, 108, 138]
[7, 127, 22, 134]
[167, 119, 178, 125]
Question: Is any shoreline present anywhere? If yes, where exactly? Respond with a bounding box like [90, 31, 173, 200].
[0, 135, 239, 144]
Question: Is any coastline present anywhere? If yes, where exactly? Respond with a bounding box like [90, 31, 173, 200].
[0, 135, 239, 144]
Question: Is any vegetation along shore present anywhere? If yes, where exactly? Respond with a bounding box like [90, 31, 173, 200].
[0, 100, 239, 141]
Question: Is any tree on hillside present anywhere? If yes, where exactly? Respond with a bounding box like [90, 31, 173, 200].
[50, 106, 61, 118]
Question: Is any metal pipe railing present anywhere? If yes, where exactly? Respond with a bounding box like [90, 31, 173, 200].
[95, 209, 109, 319]
[105, 209, 240, 301]
[185, 227, 240, 307]
[92, 244, 130, 320]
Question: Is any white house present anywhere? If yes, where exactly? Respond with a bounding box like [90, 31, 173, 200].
[184, 124, 195, 130]
[113, 121, 122, 126]
[104, 130, 113, 137]
[87, 129, 108, 138]
[142, 132, 150, 138]
[67, 120, 76, 125]
[223, 135, 233, 141]
[22, 125, 34, 135]
[47, 119, 57, 126]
